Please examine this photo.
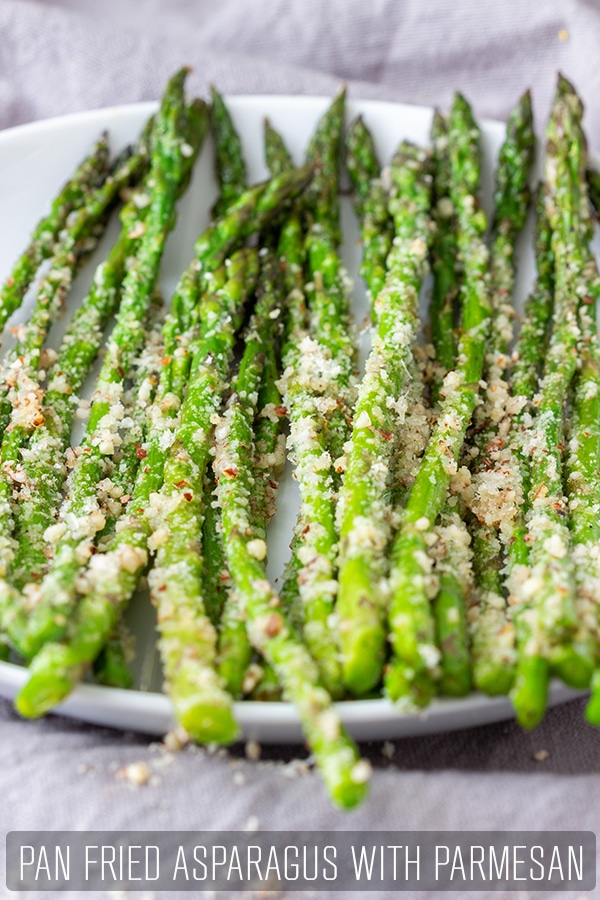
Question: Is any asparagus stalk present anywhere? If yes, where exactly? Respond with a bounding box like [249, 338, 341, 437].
[463, 90, 535, 696]
[201, 471, 230, 628]
[263, 120, 307, 630]
[211, 276, 371, 809]
[336, 141, 432, 696]
[201, 86, 249, 641]
[426, 109, 475, 697]
[0, 132, 110, 333]
[345, 115, 393, 304]
[495, 187, 555, 702]
[304, 92, 355, 466]
[429, 110, 459, 376]
[304, 89, 345, 245]
[567, 291, 600, 723]
[147, 254, 262, 744]
[509, 78, 591, 727]
[278, 93, 354, 695]
[430, 514, 474, 694]
[217, 273, 286, 699]
[264, 118, 295, 177]
[385, 92, 491, 708]
[210, 86, 247, 218]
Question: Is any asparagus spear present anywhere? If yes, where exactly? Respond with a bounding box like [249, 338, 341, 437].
[278, 93, 354, 695]
[304, 89, 345, 245]
[210, 86, 247, 218]
[89, 295, 166, 688]
[336, 141, 432, 696]
[345, 115, 393, 304]
[0, 132, 110, 333]
[217, 270, 286, 699]
[385, 92, 491, 708]
[426, 109, 475, 697]
[211, 276, 371, 809]
[201, 87, 249, 642]
[509, 78, 592, 727]
[491, 187, 555, 702]
[462, 90, 535, 696]
[264, 118, 295, 176]
[263, 120, 307, 630]
[10, 71, 207, 657]
[201, 471, 230, 627]
[429, 110, 459, 376]
[147, 253, 262, 744]
[567, 288, 600, 723]
[430, 513, 474, 694]
[304, 94, 355, 465]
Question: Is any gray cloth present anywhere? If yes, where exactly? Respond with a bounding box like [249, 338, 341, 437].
[1, 2, 600, 898]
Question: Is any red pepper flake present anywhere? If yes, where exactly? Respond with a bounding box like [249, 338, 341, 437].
[264, 613, 283, 637]
[379, 428, 393, 442]
[183, 491, 193, 502]
[160, 355, 173, 367]
[274, 405, 287, 417]
[174, 479, 188, 488]
[223, 466, 238, 478]
[135, 445, 147, 460]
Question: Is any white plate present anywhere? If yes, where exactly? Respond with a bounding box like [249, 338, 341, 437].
[0, 95, 587, 742]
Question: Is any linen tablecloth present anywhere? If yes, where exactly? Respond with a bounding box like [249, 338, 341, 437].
[2, 2, 600, 898]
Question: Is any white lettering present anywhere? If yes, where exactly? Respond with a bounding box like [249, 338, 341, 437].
[513, 845, 526, 881]
[450, 847, 466, 881]
[323, 845, 337, 881]
[85, 846, 98, 881]
[435, 846, 450, 879]
[351, 845, 376, 880]
[568, 845, 583, 881]
[548, 846, 564, 880]
[530, 845, 544, 880]
[173, 845, 189, 880]
[19, 846, 34, 881]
